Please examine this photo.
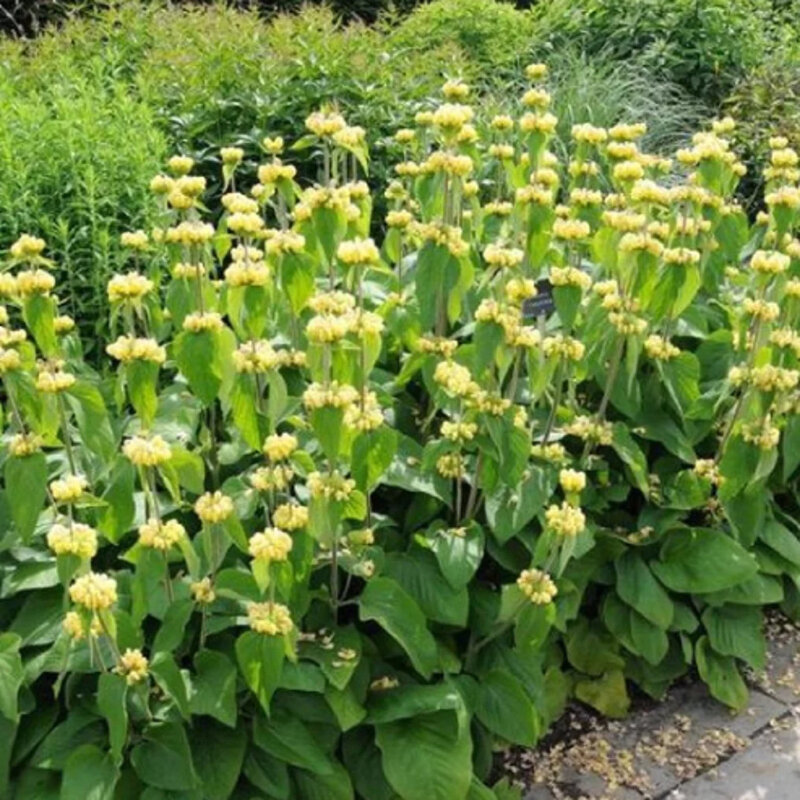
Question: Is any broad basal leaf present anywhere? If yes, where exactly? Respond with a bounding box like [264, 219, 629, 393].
[359, 577, 439, 679]
[376, 710, 472, 800]
[652, 529, 757, 594]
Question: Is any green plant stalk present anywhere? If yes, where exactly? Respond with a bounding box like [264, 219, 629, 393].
[542, 360, 566, 444]
[465, 596, 526, 667]
[716, 317, 764, 461]
[330, 518, 340, 624]
[597, 335, 625, 422]
[581, 335, 625, 462]
[57, 393, 77, 474]
[207, 403, 221, 489]
[464, 452, 483, 521]
[98, 614, 122, 663]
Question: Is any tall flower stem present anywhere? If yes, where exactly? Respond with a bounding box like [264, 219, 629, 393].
[542, 361, 566, 444]
[57, 394, 77, 474]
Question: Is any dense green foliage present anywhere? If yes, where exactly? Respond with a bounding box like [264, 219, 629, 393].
[0, 0, 721, 339]
[0, 68, 166, 351]
[2, 62, 800, 798]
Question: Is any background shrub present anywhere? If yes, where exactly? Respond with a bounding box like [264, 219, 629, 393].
[725, 55, 800, 205]
[385, 0, 536, 72]
[0, 58, 166, 349]
[529, 0, 781, 103]
[1, 0, 797, 337]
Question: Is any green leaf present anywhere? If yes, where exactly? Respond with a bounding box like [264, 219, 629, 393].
[126, 360, 159, 426]
[0, 561, 58, 599]
[152, 599, 193, 654]
[722, 483, 766, 547]
[485, 467, 556, 543]
[376, 710, 472, 800]
[325, 683, 366, 731]
[366, 682, 465, 725]
[467, 778, 498, 800]
[473, 321, 504, 374]
[415, 243, 460, 330]
[236, 630, 285, 713]
[230, 373, 262, 450]
[429, 522, 484, 590]
[244, 748, 291, 799]
[149, 652, 191, 720]
[352, 428, 397, 491]
[342, 728, 396, 800]
[702, 573, 784, 606]
[702, 605, 765, 671]
[696, 636, 748, 711]
[168, 444, 205, 495]
[281, 252, 316, 315]
[615, 551, 673, 629]
[9, 587, 62, 647]
[61, 744, 118, 800]
[174, 329, 222, 405]
[359, 577, 439, 679]
[310, 406, 345, 463]
[611, 423, 649, 495]
[267, 369, 288, 428]
[97, 673, 128, 764]
[0, 715, 15, 797]
[630, 611, 669, 665]
[130, 721, 198, 791]
[553, 284, 581, 328]
[782, 416, 800, 481]
[8, 703, 57, 770]
[635, 408, 696, 463]
[383, 549, 469, 627]
[314, 206, 345, 265]
[515, 601, 555, 652]
[492, 777, 523, 800]
[574, 670, 630, 718]
[253, 709, 333, 775]
[190, 650, 238, 728]
[760, 520, 800, 567]
[492, 421, 530, 488]
[22, 293, 57, 355]
[661, 352, 700, 415]
[294, 761, 355, 800]
[30, 709, 105, 769]
[652, 529, 757, 594]
[0, 633, 24, 722]
[98, 460, 135, 543]
[718, 435, 761, 500]
[4, 453, 47, 543]
[565, 619, 624, 676]
[476, 670, 539, 747]
[65, 382, 116, 463]
[189, 719, 247, 800]
[299, 626, 361, 691]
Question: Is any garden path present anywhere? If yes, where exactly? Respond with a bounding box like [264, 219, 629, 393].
[506, 615, 800, 799]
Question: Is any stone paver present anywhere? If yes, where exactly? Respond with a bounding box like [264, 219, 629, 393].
[512, 617, 800, 800]
[668, 712, 800, 800]
[748, 616, 800, 707]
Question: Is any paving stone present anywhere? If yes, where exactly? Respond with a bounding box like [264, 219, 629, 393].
[748, 617, 800, 708]
[516, 621, 799, 800]
[525, 778, 644, 800]
[521, 685, 786, 800]
[666, 712, 800, 800]
[622, 685, 785, 798]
